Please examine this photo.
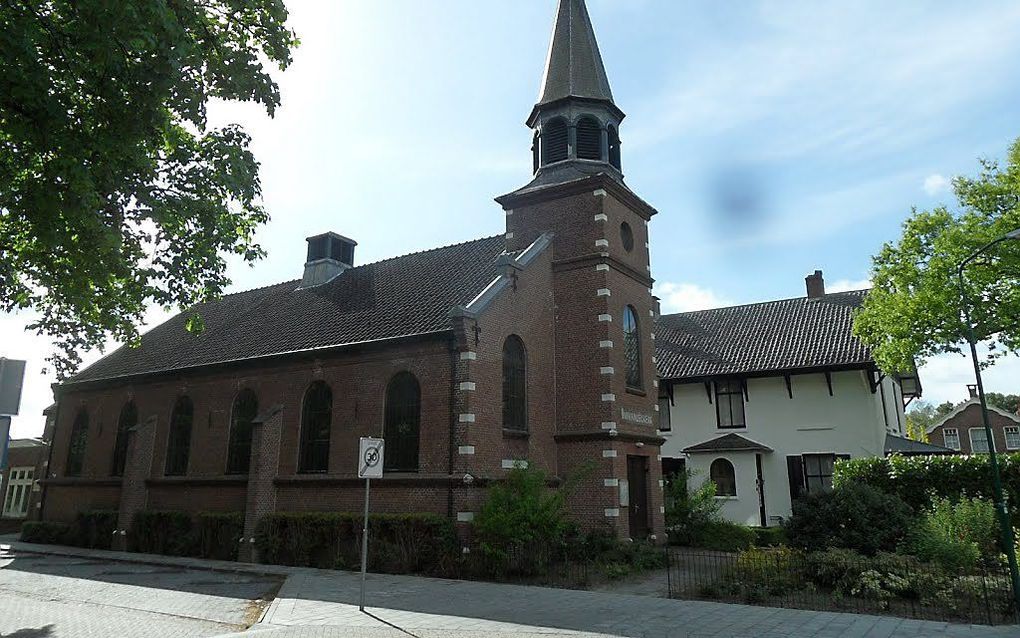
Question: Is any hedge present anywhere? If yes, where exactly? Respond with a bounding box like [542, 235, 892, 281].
[254, 512, 457, 573]
[834, 454, 1020, 521]
[21, 521, 74, 545]
[20, 511, 118, 549]
[133, 510, 243, 560]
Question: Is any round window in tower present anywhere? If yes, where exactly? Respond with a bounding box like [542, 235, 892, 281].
[620, 221, 634, 252]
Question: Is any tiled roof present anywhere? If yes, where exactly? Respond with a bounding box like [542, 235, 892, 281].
[70, 236, 508, 384]
[683, 433, 773, 454]
[655, 290, 872, 380]
[884, 434, 954, 456]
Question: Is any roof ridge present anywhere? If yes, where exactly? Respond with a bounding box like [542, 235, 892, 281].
[659, 288, 869, 319]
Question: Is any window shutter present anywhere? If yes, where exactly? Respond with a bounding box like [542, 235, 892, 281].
[787, 455, 805, 501]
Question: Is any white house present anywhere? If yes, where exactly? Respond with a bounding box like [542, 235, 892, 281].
[653, 271, 921, 527]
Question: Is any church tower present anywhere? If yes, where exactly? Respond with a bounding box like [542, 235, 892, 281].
[497, 0, 664, 540]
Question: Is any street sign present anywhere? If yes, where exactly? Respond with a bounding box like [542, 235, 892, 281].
[358, 437, 384, 479]
[0, 358, 26, 416]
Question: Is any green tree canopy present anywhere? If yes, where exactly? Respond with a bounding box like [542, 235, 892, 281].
[854, 138, 1020, 374]
[0, 1, 297, 377]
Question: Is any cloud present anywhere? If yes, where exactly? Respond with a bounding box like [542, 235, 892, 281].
[917, 351, 1020, 407]
[655, 282, 732, 313]
[828, 278, 872, 293]
[923, 173, 951, 196]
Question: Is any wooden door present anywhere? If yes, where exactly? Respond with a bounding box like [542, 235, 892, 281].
[627, 455, 649, 539]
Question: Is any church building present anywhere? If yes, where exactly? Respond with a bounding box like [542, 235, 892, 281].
[40, 0, 667, 551]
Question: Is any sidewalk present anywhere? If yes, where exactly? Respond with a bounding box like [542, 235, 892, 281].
[3, 538, 1017, 638]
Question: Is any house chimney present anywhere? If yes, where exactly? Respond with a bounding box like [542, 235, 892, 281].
[967, 384, 978, 399]
[805, 270, 825, 299]
[300, 232, 357, 288]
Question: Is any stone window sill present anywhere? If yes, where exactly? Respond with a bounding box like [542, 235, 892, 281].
[502, 428, 530, 439]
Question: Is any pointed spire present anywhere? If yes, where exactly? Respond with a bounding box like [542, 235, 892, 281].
[536, 0, 615, 108]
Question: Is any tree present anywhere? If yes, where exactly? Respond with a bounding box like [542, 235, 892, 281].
[985, 392, 1020, 414]
[853, 138, 1020, 375]
[0, 1, 298, 378]
[904, 402, 937, 441]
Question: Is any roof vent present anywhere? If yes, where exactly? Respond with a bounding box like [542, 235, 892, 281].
[805, 270, 825, 299]
[300, 232, 357, 288]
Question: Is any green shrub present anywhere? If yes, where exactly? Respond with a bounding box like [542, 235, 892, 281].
[906, 497, 999, 571]
[133, 510, 196, 556]
[473, 466, 576, 562]
[690, 520, 755, 552]
[74, 510, 118, 549]
[254, 512, 456, 574]
[664, 469, 721, 545]
[194, 512, 244, 561]
[730, 546, 802, 594]
[20, 521, 73, 545]
[752, 526, 787, 547]
[835, 454, 1020, 524]
[785, 484, 913, 555]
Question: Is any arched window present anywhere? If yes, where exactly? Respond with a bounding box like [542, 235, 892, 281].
[226, 389, 259, 475]
[111, 401, 137, 477]
[623, 305, 642, 389]
[65, 408, 89, 477]
[384, 372, 421, 472]
[710, 458, 736, 497]
[299, 381, 332, 473]
[576, 116, 602, 160]
[608, 125, 621, 169]
[165, 396, 193, 476]
[502, 335, 527, 431]
[541, 118, 568, 164]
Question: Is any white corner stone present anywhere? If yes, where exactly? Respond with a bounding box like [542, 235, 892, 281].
[601, 393, 616, 402]
[506, 232, 514, 240]
[598, 314, 612, 322]
[659, 480, 665, 487]
[653, 379, 659, 388]
[648, 309, 655, 317]
[505, 209, 514, 216]
[459, 382, 476, 391]
[599, 340, 614, 348]
[604, 508, 620, 517]
[660, 506, 666, 514]
[654, 404, 659, 412]
[600, 367, 614, 375]
[602, 450, 618, 458]
[596, 288, 611, 297]
[595, 239, 609, 248]
[593, 189, 608, 198]
[502, 459, 528, 469]
[459, 413, 476, 423]
[601, 421, 617, 430]
[595, 263, 610, 272]
[457, 512, 475, 522]
[604, 478, 620, 487]
[458, 446, 476, 455]
[460, 351, 477, 361]
[594, 213, 608, 222]
[650, 332, 656, 340]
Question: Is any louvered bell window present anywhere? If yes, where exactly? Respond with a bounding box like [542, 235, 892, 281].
[542, 119, 569, 164]
[576, 117, 602, 160]
[608, 125, 621, 169]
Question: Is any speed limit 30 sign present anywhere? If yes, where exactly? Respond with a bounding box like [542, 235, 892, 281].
[359, 437, 384, 479]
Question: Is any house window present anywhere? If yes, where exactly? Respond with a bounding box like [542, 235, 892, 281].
[384, 372, 421, 472]
[226, 389, 259, 475]
[715, 379, 745, 429]
[710, 458, 736, 497]
[299, 381, 332, 473]
[502, 335, 527, 431]
[1005, 426, 1020, 450]
[2, 467, 33, 518]
[969, 428, 992, 454]
[164, 396, 194, 476]
[65, 409, 89, 477]
[623, 306, 642, 389]
[943, 428, 961, 451]
[111, 401, 137, 477]
[803, 454, 836, 494]
[658, 395, 671, 432]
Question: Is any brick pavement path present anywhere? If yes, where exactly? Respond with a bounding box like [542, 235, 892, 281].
[3, 539, 1017, 638]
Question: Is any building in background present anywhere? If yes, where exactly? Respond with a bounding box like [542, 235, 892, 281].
[655, 271, 920, 527]
[927, 386, 1020, 455]
[1, 438, 47, 532]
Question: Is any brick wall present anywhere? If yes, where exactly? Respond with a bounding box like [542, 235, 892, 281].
[929, 403, 1020, 454]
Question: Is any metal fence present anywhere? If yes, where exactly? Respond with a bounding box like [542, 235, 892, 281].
[666, 547, 1016, 626]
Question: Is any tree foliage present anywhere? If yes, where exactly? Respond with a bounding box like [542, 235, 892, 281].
[0, 0, 298, 377]
[854, 138, 1020, 374]
[904, 400, 957, 441]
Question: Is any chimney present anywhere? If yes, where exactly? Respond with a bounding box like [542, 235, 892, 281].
[967, 384, 978, 399]
[300, 232, 357, 288]
[805, 270, 825, 299]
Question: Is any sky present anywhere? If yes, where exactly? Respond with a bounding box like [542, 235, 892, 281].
[4, 0, 1020, 437]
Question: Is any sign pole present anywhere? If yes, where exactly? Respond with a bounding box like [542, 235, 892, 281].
[359, 476, 370, 612]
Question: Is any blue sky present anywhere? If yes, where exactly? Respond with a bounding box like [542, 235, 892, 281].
[4, 0, 1020, 437]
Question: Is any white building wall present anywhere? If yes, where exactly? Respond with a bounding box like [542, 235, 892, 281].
[659, 370, 902, 526]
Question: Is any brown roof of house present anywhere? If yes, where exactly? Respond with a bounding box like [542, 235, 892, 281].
[683, 433, 773, 454]
[655, 290, 872, 380]
[69, 236, 509, 385]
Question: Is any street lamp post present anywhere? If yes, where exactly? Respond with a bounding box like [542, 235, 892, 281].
[955, 227, 1020, 617]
